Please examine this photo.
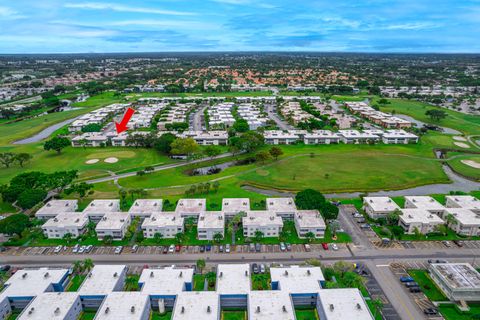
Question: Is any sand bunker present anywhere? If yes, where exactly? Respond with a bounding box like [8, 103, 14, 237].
[85, 159, 99, 164]
[454, 142, 470, 148]
[104, 157, 119, 163]
[461, 160, 480, 169]
[453, 136, 467, 142]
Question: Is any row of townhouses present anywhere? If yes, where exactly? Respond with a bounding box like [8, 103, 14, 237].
[345, 102, 412, 129]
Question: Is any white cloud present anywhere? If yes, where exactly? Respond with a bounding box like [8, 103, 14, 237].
[108, 19, 218, 30]
[0, 6, 26, 19]
[384, 22, 441, 30]
[64, 2, 196, 16]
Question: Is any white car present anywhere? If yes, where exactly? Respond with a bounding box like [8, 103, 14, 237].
[225, 244, 231, 253]
[168, 244, 175, 253]
[78, 246, 86, 254]
[331, 243, 339, 251]
[54, 245, 62, 254]
[72, 244, 80, 253]
[114, 246, 123, 254]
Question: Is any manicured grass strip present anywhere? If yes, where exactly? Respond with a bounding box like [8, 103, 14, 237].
[222, 310, 247, 320]
[251, 273, 271, 290]
[66, 274, 86, 292]
[407, 270, 448, 302]
[439, 304, 480, 320]
[124, 274, 140, 291]
[78, 311, 97, 320]
[295, 307, 319, 320]
[151, 311, 172, 320]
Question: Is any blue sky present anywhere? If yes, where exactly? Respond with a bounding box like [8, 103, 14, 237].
[0, 0, 479, 53]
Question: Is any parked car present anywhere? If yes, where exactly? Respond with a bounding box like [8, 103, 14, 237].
[0, 247, 6, 253]
[0, 265, 11, 272]
[72, 244, 80, 253]
[114, 246, 123, 254]
[322, 243, 329, 250]
[280, 242, 286, 251]
[304, 244, 311, 252]
[85, 245, 93, 253]
[78, 245, 86, 254]
[131, 245, 138, 253]
[423, 308, 438, 315]
[252, 263, 259, 274]
[442, 240, 452, 247]
[54, 245, 62, 254]
[331, 243, 338, 251]
[286, 243, 292, 251]
[436, 259, 448, 264]
[249, 243, 255, 252]
[168, 245, 175, 253]
[206, 244, 212, 252]
[219, 245, 224, 253]
[409, 287, 421, 293]
[163, 246, 168, 254]
[260, 264, 266, 274]
[399, 276, 414, 283]
[175, 245, 181, 252]
[405, 282, 419, 288]
[453, 240, 464, 247]
[255, 243, 261, 252]
[225, 244, 231, 253]
[200, 245, 206, 253]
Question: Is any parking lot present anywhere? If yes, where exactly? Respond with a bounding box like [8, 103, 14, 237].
[4, 243, 349, 257]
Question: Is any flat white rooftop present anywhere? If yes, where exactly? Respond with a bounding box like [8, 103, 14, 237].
[198, 211, 225, 229]
[243, 211, 283, 228]
[83, 200, 121, 214]
[96, 212, 130, 231]
[445, 208, 480, 226]
[142, 212, 184, 228]
[36, 200, 78, 216]
[175, 199, 206, 216]
[95, 292, 149, 320]
[431, 263, 480, 289]
[18, 292, 80, 320]
[42, 212, 88, 229]
[222, 198, 250, 213]
[295, 210, 326, 229]
[363, 197, 400, 212]
[78, 265, 126, 295]
[216, 264, 251, 294]
[266, 198, 296, 213]
[248, 291, 294, 320]
[318, 288, 373, 320]
[404, 196, 445, 210]
[139, 267, 194, 295]
[128, 199, 163, 215]
[446, 195, 480, 210]
[172, 291, 219, 320]
[399, 208, 444, 224]
[270, 266, 324, 293]
[1, 268, 69, 297]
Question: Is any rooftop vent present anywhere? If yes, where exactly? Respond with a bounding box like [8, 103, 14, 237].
[22, 273, 28, 279]
[284, 270, 288, 276]
[207, 306, 211, 313]
[109, 203, 113, 206]
[113, 272, 118, 278]
[54, 307, 60, 314]
[47, 203, 52, 207]
[256, 306, 261, 313]
[179, 271, 183, 278]
[329, 304, 334, 311]
[282, 305, 287, 312]
[131, 306, 135, 313]
[150, 271, 154, 278]
[245, 270, 248, 276]
[105, 307, 110, 314]
[181, 306, 185, 314]
[44, 272, 49, 278]
[28, 308, 34, 315]
[356, 303, 362, 310]
[307, 270, 311, 276]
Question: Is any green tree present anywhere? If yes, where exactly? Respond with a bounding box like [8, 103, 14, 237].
[65, 183, 93, 199]
[425, 109, 447, 122]
[83, 258, 94, 272]
[15, 153, 32, 168]
[203, 145, 222, 160]
[175, 232, 184, 244]
[170, 138, 200, 159]
[196, 259, 206, 274]
[254, 230, 264, 242]
[102, 235, 113, 245]
[255, 150, 272, 164]
[232, 119, 250, 132]
[213, 232, 223, 243]
[44, 136, 70, 154]
[205, 271, 216, 288]
[0, 152, 16, 168]
[63, 233, 73, 244]
[305, 232, 315, 243]
[372, 298, 384, 318]
[17, 189, 47, 209]
[212, 181, 220, 193]
[0, 214, 31, 236]
[154, 232, 163, 244]
[295, 189, 326, 210]
[333, 261, 355, 277]
[154, 133, 177, 154]
[269, 146, 284, 160]
[73, 260, 83, 275]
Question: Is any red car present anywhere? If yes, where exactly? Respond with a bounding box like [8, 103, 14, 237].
[322, 243, 329, 250]
[175, 245, 181, 252]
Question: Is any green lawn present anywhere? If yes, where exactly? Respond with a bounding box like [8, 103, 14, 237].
[407, 270, 448, 302]
[5, 310, 21, 320]
[295, 308, 319, 320]
[446, 152, 480, 181]
[66, 274, 86, 292]
[251, 273, 271, 290]
[124, 274, 140, 291]
[78, 310, 97, 320]
[439, 303, 480, 320]
[222, 310, 247, 320]
[151, 311, 172, 320]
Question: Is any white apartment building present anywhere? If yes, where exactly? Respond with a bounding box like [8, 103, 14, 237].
[82, 200, 121, 222]
[445, 195, 480, 210]
[42, 213, 88, 239]
[242, 211, 284, 238]
[304, 130, 341, 144]
[338, 130, 381, 144]
[128, 199, 163, 220]
[381, 130, 419, 144]
[363, 197, 400, 219]
[263, 130, 299, 145]
[95, 292, 150, 320]
[175, 199, 207, 218]
[294, 210, 326, 238]
[69, 104, 129, 133]
[35, 199, 78, 220]
[444, 208, 480, 236]
[398, 208, 444, 234]
[237, 103, 268, 129]
[17, 292, 82, 320]
[141, 212, 184, 238]
[266, 198, 297, 219]
[429, 263, 480, 302]
[197, 211, 225, 240]
[404, 196, 445, 216]
[95, 212, 131, 240]
[207, 102, 235, 128]
[178, 131, 229, 146]
[222, 198, 250, 218]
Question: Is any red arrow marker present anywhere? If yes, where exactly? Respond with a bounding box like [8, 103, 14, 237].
[115, 107, 136, 134]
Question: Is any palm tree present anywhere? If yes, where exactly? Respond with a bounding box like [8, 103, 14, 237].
[229, 211, 246, 244]
[73, 260, 83, 275]
[305, 232, 315, 243]
[213, 233, 223, 243]
[205, 271, 216, 289]
[196, 259, 206, 274]
[254, 230, 264, 242]
[175, 233, 184, 244]
[125, 275, 138, 291]
[83, 258, 94, 272]
[154, 232, 163, 244]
